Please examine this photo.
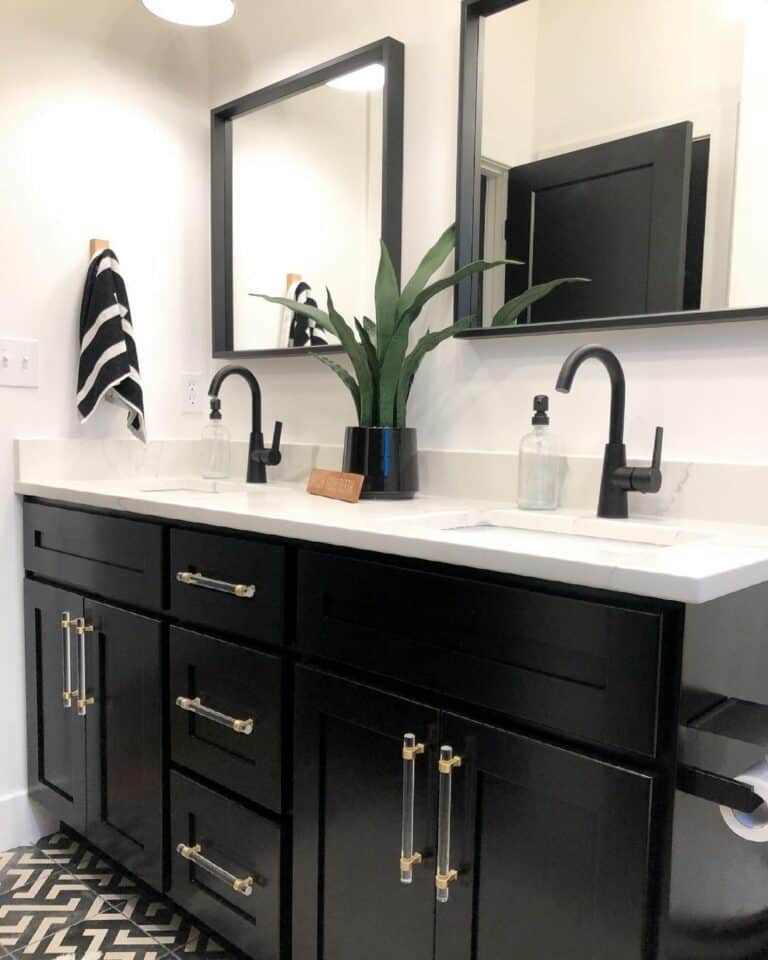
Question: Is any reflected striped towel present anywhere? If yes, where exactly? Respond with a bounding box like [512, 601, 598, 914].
[77, 248, 146, 441]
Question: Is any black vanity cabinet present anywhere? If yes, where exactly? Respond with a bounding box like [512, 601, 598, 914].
[26, 498, 762, 960]
[293, 668, 653, 960]
[24, 579, 163, 888]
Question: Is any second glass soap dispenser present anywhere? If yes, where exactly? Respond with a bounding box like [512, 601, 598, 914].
[517, 394, 561, 510]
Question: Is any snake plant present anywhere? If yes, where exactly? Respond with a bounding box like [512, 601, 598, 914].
[259, 224, 515, 428]
[258, 225, 589, 427]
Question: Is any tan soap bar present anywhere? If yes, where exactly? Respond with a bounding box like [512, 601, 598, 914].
[306, 468, 365, 503]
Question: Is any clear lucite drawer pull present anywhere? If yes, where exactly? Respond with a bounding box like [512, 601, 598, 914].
[176, 843, 253, 896]
[400, 733, 425, 884]
[176, 571, 256, 598]
[435, 745, 462, 903]
[60, 612, 77, 709]
[176, 696, 254, 735]
[75, 618, 95, 717]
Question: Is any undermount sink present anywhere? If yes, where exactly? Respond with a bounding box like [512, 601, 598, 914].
[137, 478, 249, 495]
[403, 509, 709, 548]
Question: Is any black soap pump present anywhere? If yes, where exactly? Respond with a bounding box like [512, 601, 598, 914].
[517, 395, 561, 510]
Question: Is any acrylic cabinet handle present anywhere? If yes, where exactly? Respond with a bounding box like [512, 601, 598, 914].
[75, 618, 95, 717]
[435, 745, 462, 902]
[176, 696, 254, 735]
[176, 571, 256, 599]
[400, 734, 425, 884]
[60, 612, 77, 709]
[176, 843, 253, 896]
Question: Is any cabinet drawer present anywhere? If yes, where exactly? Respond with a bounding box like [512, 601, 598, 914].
[24, 503, 163, 610]
[170, 626, 284, 811]
[170, 528, 285, 644]
[169, 772, 281, 959]
[297, 551, 663, 757]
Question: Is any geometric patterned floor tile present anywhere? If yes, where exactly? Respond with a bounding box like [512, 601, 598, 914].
[19, 834, 237, 959]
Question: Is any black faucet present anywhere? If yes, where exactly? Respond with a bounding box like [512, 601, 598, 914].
[555, 345, 663, 519]
[208, 365, 282, 483]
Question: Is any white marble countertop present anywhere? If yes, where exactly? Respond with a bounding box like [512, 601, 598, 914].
[14, 472, 768, 604]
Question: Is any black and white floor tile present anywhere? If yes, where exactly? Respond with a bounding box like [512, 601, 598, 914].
[0, 833, 236, 960]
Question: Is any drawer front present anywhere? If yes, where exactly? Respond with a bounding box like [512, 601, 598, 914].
[24, 503, 164, 610]
[170, 626, 283, 811]
[170, 529, 285, 644]
[169, 772, 281, 959]
[297, 551, 663, 757]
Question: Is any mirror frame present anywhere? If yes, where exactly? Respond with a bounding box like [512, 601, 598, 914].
[212, 37, 405, 358]
[453, 0, 767, 339]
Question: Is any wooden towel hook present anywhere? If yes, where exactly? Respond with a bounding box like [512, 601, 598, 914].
[89, 238, 110, 257]
[285, 273, 302, 291]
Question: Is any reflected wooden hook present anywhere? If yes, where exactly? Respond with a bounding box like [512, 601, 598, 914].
[285, 273, 302, 292]
[89, 238, 110, 257]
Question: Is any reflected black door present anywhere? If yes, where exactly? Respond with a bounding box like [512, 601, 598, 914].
[434, 713, 655, 960]
[25, 580, 86, 830]
[293, 667, 438, 960]
[84, 600, 164, 889]
[506, 121, 693, 323]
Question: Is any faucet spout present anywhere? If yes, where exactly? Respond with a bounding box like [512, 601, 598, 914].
[209, 365, 262, 435]
[555, 344, 626, 445]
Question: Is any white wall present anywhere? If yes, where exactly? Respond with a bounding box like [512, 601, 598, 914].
[0, 0, 211, 846]
[208, 0, 768, 465]
[232, 84, 381, 350]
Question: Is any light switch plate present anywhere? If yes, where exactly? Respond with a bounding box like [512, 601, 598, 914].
[0, 338, 39, 388]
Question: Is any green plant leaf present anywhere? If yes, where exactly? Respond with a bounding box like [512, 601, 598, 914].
[355, 318, 379, 415]
[398, 224, 455, 315]
[400, 258, 522, 327]
[394, 316, 473, 427]
[315, 355, 360, 421]
[354, 318, 379, 377]
[374, 241, 401, 362]
[361, 316, 376, 343]
[325, 290, 375, 427]
[491, 277, 591, 327]
[254, 294, 334, 337]
[378, 317, 411, 427]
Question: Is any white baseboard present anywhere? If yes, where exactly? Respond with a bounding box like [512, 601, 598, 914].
[0, 789, 56, 851]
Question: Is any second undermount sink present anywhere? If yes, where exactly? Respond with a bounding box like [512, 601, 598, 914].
[404, 509, 710, 548]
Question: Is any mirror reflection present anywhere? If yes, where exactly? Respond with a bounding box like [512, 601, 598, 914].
[232, 69, 384, 351]
[477, 0, 766, 328]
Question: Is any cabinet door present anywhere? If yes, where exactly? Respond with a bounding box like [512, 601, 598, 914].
[434, 713, 655, 960]
[293, 667, 439, 960]
[24, 580, 86, 830]
[83, 600, 164, 889]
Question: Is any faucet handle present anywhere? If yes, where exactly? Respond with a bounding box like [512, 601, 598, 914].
[632, 426, 663, 494]
[267, 421, 282, 466]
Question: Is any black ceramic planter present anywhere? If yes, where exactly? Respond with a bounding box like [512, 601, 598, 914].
[342, 427, 419, 499]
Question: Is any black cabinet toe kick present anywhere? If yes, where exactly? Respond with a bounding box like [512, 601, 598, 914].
[21, 497, 768, 960]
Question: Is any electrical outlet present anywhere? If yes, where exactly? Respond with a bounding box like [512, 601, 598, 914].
[181, 373, 205, 413]
[0, 338, 39, 388]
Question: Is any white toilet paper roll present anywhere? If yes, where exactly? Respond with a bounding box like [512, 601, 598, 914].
[720, 757, 768, 842]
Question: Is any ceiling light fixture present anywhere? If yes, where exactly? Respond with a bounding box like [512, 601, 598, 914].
[141, 0, 236, 27]
[327, 63, 386, 93]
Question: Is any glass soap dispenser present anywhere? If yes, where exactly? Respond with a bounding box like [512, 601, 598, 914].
[517, 394, 561, 510]
[202, 397, 231, 479]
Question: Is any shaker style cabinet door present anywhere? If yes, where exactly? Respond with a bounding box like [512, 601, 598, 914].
[25, 580, 86, 831]
[293, 668, 439, 960]
[433, 713, 655, 960]
[82, 600, 164, 889]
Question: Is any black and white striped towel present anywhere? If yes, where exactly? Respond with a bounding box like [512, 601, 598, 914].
[77, 248, 146, 441]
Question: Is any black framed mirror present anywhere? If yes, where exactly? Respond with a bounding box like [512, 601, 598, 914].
[455, 0, 768, 339]
[212, 37, 404, 357]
